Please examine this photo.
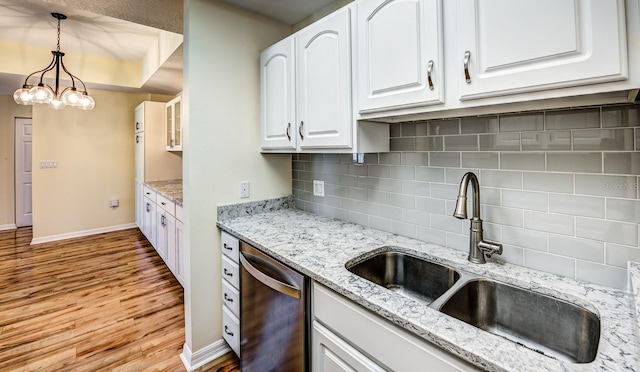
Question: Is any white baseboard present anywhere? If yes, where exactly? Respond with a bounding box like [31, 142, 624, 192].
[180, 339, 232, 371]
[30, 223, 138, 245]
[0, 224, 17, 231]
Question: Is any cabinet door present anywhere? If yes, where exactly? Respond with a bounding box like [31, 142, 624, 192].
[297, 7, 352, 150]
[457, 0, 627, 100]
[166, 104, 173, 150]
[173, 98, 182, 150]
[260, 37, 297, 150]
[176, 221, 187, 287]
[142, 197, 156, 247]
[357, 0, 444, 113]
[165, 213, 176, 274]
[135, 181, 142, 229]
[313, 321, 386, 372]
[135, 103, 144, 133]
[155, 209, 168, 261]
[134, 132, 144, 181]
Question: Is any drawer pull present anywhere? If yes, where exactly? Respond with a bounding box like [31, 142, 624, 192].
[136, 122, 140, 130]
[463, 50, 471, 83]
[146, 203, 151, 212]
[223, 268, 233, 277]
[161, 202, 166, 206]
[224, 293, 234, 302]
[224, 325, 234, 336]
[427, 60, 434, 90]
[223, 243, 233, 251]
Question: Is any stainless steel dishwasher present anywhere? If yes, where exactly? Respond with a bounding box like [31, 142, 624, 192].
[239, 241, 309, 372]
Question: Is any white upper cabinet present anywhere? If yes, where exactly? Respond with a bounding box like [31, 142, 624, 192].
[297, 6, 353, 150]
[456, 0, 627, 100]
[260, 37, 297, 150]
[357, 0, 444, 113]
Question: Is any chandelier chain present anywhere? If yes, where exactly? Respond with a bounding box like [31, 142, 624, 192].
[56, 17, 61, 52]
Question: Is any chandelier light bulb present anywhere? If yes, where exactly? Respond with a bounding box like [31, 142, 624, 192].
[61, 88, 83, 106]
[29, 84, 54, 104]
[13, 86, 33, 105]
[78, 93, 95, 110]
[49, 98, 66, 110]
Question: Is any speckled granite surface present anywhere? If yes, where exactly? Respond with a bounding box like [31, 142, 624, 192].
[630, 262, 640, 340]
[144, 179, 182, 206]
[217, 207, 640, 372]
[218, 196, 294, 221]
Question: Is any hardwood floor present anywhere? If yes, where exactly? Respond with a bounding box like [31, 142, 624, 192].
[0, 227, 239, 372]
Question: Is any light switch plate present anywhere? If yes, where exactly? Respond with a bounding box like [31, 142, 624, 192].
[313, 180, 325, 197]
[240, 181, 250, 198]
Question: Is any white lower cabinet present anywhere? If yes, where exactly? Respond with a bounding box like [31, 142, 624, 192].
[141, 196, 156, 247]
[139, 185, 185, 288]
[175, 220, 186, 287]
[313, 321, 386, 372]
[220, 232, 240, 357]
[312, 282, 479, 371]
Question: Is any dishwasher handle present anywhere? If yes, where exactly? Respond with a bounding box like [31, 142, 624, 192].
[240, 252, 301, 299]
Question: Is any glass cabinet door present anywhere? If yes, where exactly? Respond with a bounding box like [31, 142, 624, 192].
[166, 105, 173, 148]
[174, 101, 181, 147]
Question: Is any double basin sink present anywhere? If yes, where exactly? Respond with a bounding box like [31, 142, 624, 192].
[346, 249, 600, 364]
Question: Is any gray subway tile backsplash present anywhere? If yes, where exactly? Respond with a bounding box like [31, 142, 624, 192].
[521, 131, 571, 151]
[573, 128, 634, 151]
[292, 104, 640, 290]
[499, 112, 544, 132]
[428, 118, 460, 135]
[460, 116, 499, 134]
[547, 152, 602, 173]
[545, 107, 600, 130]
[603, 152, 640, 175]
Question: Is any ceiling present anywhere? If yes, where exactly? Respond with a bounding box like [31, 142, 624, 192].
[220, 0, 338, 25]
[0, 0, 341, 97]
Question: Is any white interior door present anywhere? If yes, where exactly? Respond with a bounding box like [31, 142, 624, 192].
[15, 118, 33, 228]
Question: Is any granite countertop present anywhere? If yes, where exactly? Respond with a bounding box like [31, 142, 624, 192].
[144, 179, 183, 206]
[217, 206, 640, 372]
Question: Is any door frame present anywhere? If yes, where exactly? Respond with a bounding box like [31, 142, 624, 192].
[15, 117, 33, 228]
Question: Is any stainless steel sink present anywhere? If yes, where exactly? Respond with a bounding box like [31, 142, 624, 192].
[346, 251, 460, 305]
[438, 279, 600, 363]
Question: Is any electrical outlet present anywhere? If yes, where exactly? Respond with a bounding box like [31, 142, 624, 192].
[313, 180, 325, 197]
[240, 181, 250, 198]
[39, 160, 58, 169]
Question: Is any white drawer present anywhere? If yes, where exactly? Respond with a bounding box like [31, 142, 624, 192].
[175, 204, 183, 222]
[221, 232, 239, 263]
[222, 279, 240, 317]
[142, 185, 157, 202]
[156, 194, 176, 215]
[222, 255, 239, 289]
[222, 305, 240, 357]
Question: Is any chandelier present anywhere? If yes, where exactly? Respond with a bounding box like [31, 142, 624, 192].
[13, 13, 95, 110]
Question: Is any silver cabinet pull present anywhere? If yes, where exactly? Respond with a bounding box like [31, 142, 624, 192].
[160, 214, 166, 227]
[224, 293, 234, 302]
[161, 202, 166, 206]
[223, 243, 233, 251]
[464, 51, 471, 83]
[135, 135, 140, 144]
[427, 60, 434, 90]
[224, 325, 234, 336]
[146, 203, 151, 212]
[136, 122, 140, 130]
[223, 268, 233, 277]
[298, 121, 304, 140]
[286, 122, 291, 141]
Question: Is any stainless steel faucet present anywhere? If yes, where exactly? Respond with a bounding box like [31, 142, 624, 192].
[453, 172, 503, 264]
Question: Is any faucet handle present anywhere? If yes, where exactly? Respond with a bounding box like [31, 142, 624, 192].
[478, 240, 503, 258]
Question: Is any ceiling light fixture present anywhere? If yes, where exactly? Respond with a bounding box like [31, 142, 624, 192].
[13, 12, 95, 110]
